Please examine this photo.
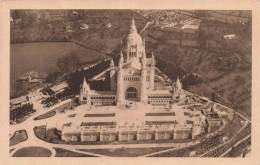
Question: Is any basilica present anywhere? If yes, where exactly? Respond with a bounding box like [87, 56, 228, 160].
[60, 20, 222, 143]
[79, 19, 184, 106]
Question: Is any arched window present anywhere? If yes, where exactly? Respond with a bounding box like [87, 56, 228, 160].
[125, 87, 138, 99]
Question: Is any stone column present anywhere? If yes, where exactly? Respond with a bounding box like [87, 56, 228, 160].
[191, 128, 195, 139]
[140, 61, 147, 103]
[118, 132, 122, 141]
[145, 132, 148, 140]
[149, 67, 155, 90]
[109, 133, 112, 141]
[155, 131, 158, 140]
[136, 131, 140, 141]
[100, 132, 103, 141]
[127, 133, 131, 141]
[80, 134, 84, 142]
[173, 131, 176, 140]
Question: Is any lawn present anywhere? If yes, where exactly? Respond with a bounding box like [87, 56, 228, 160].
[15, 113, 34, 124]
[34, 126, 61, 144]
[34, 110, 56, 120]
[9, 148, 15, 153]
[145, 112, 175, 116]
[54, 148, 96, 157]
[10, 130, 28, 146]
[150, 146, 195, 157]
[78, 147, 171, 157]
[84, 113, 115, 117]
[80, 122, 116, 126]
[12, 147, 52, 157]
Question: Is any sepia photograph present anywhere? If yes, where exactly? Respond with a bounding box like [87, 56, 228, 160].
[8, 9, 252, 158]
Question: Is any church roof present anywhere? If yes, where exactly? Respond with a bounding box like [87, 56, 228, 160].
[50, 82, 68, 93]
[91, 91, 117, 96]
[147, 90, 172, 95]
[81, 77, 90, 91]
[173, 76, 182, 89]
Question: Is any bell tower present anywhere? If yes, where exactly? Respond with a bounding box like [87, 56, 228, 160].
[123, 19, 145, 63]
[140, 59, 147, 103]
[149, 52, 155, 90]
[110, 59, 116, 91]
[80, 77, 91, 105]
[117, 52, 124, 102]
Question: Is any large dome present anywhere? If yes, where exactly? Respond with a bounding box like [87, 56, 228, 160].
[126, 19, 143, 46]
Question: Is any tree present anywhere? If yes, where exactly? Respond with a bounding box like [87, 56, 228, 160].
[56, 54, 80, 74]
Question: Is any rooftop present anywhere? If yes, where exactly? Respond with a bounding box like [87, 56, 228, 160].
[207, 113, 219, 119]
[50, 82, 68, 93]
[10, 96, 28, 105]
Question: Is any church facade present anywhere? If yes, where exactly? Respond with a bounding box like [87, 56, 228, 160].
[79, 19, 184, 106]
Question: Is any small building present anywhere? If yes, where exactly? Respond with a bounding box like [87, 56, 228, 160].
[204, 103, 221, 128]
[200, 96, 209, 102]
[66, 25, 73, 33]
[19, 71, 46, 83]
[50, 82, 68, 95]
[80, 24, 89, 30]
[15, 18, 22, 24]
[72, 11, 78, 15]
[224, 34, 236, 39]
[206, 113, 221, 127]
[10, 96, 28, 108]
[61, 126, 80, 142]
[47, 24, 53, 29]
[106, 22, 113, 28]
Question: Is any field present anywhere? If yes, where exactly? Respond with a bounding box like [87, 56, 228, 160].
[142, 24, 251, 116]
[10, 130, 28, 146]
[12, 147, 52, 157]
[33, 110, 56, 120]
[10, 42, 107, 97]
[78, 147, 171, 157]
[54, 148, 96, 157]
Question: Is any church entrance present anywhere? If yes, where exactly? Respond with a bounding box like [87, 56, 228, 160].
[125, 87, 138, 101]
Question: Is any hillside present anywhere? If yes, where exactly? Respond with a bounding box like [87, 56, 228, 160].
[10, 10, 148, 54]
[141, 11, 251, 116]
[10, 10, 251, 116]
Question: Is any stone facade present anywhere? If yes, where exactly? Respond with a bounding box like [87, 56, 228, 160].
[61, 125, 194, 142]
[79, 19, 184, 106]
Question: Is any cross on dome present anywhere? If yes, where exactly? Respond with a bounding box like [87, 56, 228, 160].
[130, 19, 137, 33]
[126, 19, 143, 46]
